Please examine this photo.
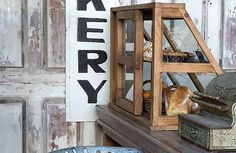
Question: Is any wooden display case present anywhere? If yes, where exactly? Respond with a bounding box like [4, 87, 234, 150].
[109, 2, 223, 130]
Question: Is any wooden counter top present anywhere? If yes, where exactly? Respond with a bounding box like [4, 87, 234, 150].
[96, 105, 234, 153]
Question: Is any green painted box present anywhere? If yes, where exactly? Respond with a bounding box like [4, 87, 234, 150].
[179, 73, 236, 151]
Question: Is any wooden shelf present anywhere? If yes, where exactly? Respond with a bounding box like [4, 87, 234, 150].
[162, 63, 215, 73]
[144, 58, 215, 73]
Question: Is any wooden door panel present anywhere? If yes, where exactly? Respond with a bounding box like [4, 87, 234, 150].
[44, 99, 78, 152]
[0, 100, 25, 153]
[222, 0, 236, 70]
[46, 0, 66, 68]
[0, 0, 22, 67]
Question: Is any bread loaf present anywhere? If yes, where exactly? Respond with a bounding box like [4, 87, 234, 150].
[165, 86, 197, 116]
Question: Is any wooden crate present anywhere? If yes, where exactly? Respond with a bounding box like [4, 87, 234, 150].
[109, 2, 223, 130]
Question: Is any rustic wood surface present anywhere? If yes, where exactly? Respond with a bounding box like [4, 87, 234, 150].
[111, 2, 185, 12]
[0, 99, 25, 153]
[161, 63, 215, 73]
[115, 16, 125, 106]
[222, 0, 236, 70]
[0, 0, 97, 152]
[110, 11, 116, 104]
[117, 55, 135, 66]
[96, 105, 236, 153]
[115, 9, 144, 115]
[117, 10, 134, 19]
[0, 0, 22, 67]
[151, 7, 163, 128]
[46, 0, 65, 68]
[134, 9, 144, 115]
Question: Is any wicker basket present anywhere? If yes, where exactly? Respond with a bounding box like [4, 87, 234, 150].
[143, 80, 167, 114]
[143, 80, 152, 113]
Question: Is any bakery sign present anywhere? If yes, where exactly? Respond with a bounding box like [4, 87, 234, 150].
[66, 0, 115, 121]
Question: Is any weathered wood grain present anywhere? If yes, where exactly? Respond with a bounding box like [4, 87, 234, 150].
[207, 0, 221, 62]
[28, 0, 43, 70]
[0, 99, 25, 153]
[0, 0, 114, 153]
[47, 0, 65, 68]
[222, 0, 236, 70]
[151, 7, 162, 127]
[0, 0, 22, 67]
[97, 105, 216, 153]
[0, 77, 75, 153]
[44, 99, 77, 152]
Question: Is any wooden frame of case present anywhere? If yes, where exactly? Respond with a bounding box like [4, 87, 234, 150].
[109, 2, 223, 130]
[114, 10, 143, 115]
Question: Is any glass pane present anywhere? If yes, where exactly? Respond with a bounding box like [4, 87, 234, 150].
[143, 20, 152, 62]
[143, 62, 152, 113]
[143, 20, 152, 83]
[162, 72, 216, 92]
[123, 20, 135, 101]
[124, 20, 134, 53]
[144, 20, 152, 41]
[195, 73, 216, 88]
[124, 66, 134, 101]
[163, 73, 196, 91]
[162, 72, 216, 116]
[163, 19, 209, 63]
[143, 20, 153, 115]
[143, 62, 151, 85]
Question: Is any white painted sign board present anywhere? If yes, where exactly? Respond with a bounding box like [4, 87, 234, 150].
[66, 0, 116, 121]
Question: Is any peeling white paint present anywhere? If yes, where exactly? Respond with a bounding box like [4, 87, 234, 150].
[0, 103, 23, 153]
[0, 0, 22, 67]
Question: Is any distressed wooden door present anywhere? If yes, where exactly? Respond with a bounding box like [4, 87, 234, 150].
[0, 0, 99, 153]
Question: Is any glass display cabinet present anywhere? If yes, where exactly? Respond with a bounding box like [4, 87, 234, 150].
[109, 2, 223, 130]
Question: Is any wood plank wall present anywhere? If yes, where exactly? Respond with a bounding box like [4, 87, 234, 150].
[0, 0, 234, 153]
